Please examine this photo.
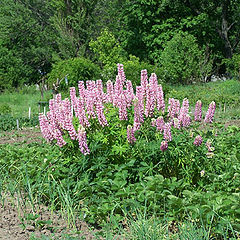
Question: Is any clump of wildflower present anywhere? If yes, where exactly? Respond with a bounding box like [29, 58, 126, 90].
[145, 83, 155, 117]
[204, 101, 216, 123]
[135, 87, 144, 122]
[64, 116, 77, 140]
[95, 98, 108, 127]
[140, 69, 148, 96]
[39, 113, 54, 142]
[118, 93, 128, 120]
[106, 80, 114, 103]
[156, 85, 165, 112]
[133, 98, 143, 131]
[55, 129, 67, 147]
[178, 98, 191, 127]
[117, 63, 126, 84]
[160, 141, 168, 152]
[194, 135, 203, 146]
[168, 98, 180, 119]
[78, 81, 85, 99]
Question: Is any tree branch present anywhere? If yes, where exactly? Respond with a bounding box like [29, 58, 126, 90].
[227, 21, 236, 32]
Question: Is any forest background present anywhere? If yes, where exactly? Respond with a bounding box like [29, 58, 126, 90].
[0, 0, 240, 91]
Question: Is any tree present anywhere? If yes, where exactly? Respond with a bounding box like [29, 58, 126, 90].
[49, 0, 99, 59]
[119, 0, 240, 67]
[0, 0, 55, 88]
[159, 32, 212, 84]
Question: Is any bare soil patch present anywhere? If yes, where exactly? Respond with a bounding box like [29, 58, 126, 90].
[0, 127, 43, 145]
[224, 119, 240, 128]
[0, 194, 97, 239]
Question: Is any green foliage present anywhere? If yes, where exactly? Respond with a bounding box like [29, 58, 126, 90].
[0, 0, 54, 89]
[121, 55, 162, 87]
[159, 32, 212, 84]
[120, 0, 240, 67]
[50, 0, 98, 59]
[166, 80, 240, 109]
[0, 43, 29, 91]
[224, 54, 240, 80]
[0, 124, 240, 239]
[0, 103, 11, 115]
[89, 29, 127, 67]
[89, 30, 162, 85]
[47, 57, 101, 89]
[89, 29, 127, 79]
[0, 114, 39, 131]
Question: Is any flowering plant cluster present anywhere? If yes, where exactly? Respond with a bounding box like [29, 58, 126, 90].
[39, 64, 216, 155]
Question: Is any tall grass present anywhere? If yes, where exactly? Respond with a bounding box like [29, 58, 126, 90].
[0, 85, 52, 118]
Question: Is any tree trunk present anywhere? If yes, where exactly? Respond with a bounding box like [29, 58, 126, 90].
[218, 0, 233, 58]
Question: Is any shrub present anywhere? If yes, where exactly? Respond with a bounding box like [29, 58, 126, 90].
[224, 53, 240, 80]
[89, 29, 162, 85]
[159, 32, 212, 84]
[121, 55, 162, 87]
[89, 29, 127, 78]
[47, 57, 101, 90]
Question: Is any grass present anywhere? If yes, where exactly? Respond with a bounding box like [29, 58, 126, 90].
[0, 85, 52, 118]
[166, 79, 240, 121]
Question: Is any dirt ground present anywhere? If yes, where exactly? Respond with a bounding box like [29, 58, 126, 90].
[0, 128, 103, 239]
[0, 127, 43, 145]
[0, 194, 98, 240]
[223, 119, 240, 128]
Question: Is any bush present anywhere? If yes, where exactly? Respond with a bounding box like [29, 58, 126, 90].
[159, 32, 212, 84]
[121, 55, 162, 87]
[224, 53, 240, 80]
[47, 57, 101, 90]
[0, 44, 30, 91]
[89, 29, 162, 85]
[89, 29, 127, 80]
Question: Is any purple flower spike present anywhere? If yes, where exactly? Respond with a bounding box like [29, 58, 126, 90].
[194, 135, 203, 146]
[160, 141, 168, 152]
[194, 100, 202, 122]
[204, 101, 216, 123]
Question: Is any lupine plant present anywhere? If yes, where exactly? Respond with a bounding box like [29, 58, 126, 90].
[39, 64, 215, 156]
[38, 64, 219, 198]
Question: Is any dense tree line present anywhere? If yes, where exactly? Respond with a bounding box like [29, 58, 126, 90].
[0, 0, 239, 90]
